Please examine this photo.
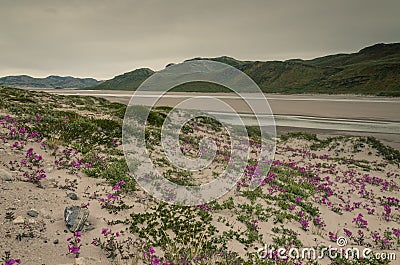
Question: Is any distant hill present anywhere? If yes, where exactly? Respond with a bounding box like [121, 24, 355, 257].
[0, 75, 100, 89]
[89, 68, 154, 90]
[88, 43, 400, 95]
[6, 43, 396, 95]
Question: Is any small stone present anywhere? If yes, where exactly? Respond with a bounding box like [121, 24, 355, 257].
[64, 206, 89, 232]
[67, 193, 78, 200]
[53, 239, 59, 244]
[27, 209, 39, 217]
[13, 216, 24, 225]
[0, 168, 13, 181]
[28, 218, 36, 225]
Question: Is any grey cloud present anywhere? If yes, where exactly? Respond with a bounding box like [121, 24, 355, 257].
[0, 0, 399, 79]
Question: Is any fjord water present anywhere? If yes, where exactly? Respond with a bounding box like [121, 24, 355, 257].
[38, 89, 400, 140]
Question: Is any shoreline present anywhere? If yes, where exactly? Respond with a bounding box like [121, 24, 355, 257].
[25, 88, 400, 149]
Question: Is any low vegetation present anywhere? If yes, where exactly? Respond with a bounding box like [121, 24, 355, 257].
[0, 87, 399, 264]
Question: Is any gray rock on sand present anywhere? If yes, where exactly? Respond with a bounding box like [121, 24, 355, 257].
[67, 193, 78, 200]
[27, 209, 39, 217]
[0, 168, 14, 181]
[64, 206, 89, 232]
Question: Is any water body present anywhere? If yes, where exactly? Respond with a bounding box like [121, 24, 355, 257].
[35, 89, 400, 147]
[211, 112, 400, 135]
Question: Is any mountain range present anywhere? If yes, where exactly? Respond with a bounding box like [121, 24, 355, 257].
[0, 75, 100, 89]
[90, 43, 400, 96]
[1, 43, 399, 95]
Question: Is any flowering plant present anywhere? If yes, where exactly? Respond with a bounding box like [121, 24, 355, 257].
[67, 232, 82, 258]
[1, 252, 21, 265]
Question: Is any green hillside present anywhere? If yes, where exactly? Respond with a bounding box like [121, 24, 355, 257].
[89, 68, 154, 90]
[89, 43, 400, 95]
[0, 75, 100, 88]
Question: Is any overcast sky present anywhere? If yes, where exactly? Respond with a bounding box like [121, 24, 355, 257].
[1, 0, 399, 80]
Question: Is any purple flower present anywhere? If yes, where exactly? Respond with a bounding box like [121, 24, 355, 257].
[67, 230, 82, 257]
[149, 247, 155, 255]
[4, 259, 21, 265]
[328, 232, 338, 242]
[371, 232, 381, 241]
[352, 213, 368, 228]
[68, 245, 80, 254]
[300, 218, 309, 230]
[344, 228, 352, 237]
[101, 228, 109, 235]
[314, 217, 323, 225]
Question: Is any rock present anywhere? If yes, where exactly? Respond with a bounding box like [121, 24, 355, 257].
[64, 206, 89, 232]
[27, 209, 39, 217]
[13, 216, 24, 225]
[28, 218, 36, 225]
[67, 193, 78, 200]
[0, 168, 13, 181]
[53, 239, 59, 244]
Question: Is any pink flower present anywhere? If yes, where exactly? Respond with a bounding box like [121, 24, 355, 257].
[149, 247, 155, 255]
[68, 245, 80, 254]
[328, 232, 338, 242]
[393, 229, 400, 237]
[344, 228, 352, 237]
[295, 197, 303, 202]
[5, 259, 21, 265]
